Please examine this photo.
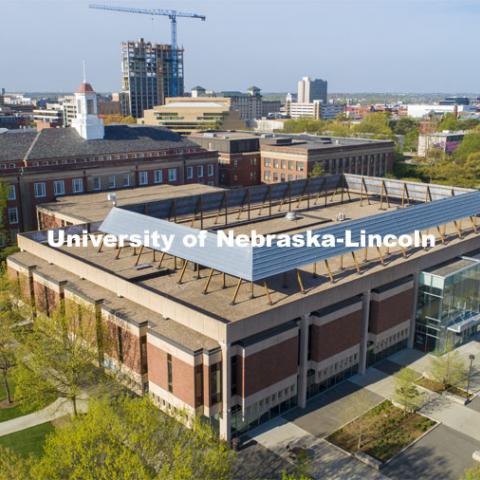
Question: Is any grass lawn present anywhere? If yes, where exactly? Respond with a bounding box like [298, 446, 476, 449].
[327, 400, 436, 463]
[0, 377, 56, 423]
[0, 422, 55, 457]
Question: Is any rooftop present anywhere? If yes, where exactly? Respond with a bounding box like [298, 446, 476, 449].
[0, 125, 200, 162]
[38, 184, 224, 224]
[19, 175, 480, 323]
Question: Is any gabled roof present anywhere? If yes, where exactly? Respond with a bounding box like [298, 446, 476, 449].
[76, 82, 95, 94]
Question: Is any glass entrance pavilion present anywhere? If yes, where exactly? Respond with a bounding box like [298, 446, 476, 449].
[415, 255, 480, 353]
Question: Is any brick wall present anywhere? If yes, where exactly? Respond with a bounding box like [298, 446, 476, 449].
[243, 336, 298, 397]
[369, 289, 414, 334]
[310, 311, 362, 362]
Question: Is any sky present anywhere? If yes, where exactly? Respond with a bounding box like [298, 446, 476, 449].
[1, 0, 479, 93]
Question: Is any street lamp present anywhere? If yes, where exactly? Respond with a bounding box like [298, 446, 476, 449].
[466, 354, 475, 402]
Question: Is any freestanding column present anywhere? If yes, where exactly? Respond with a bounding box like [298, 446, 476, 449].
[297, 314, 310, 409]
[219, 342, 232, 443]
[408, 272, 419, 348]
[359, 291, 371, 374]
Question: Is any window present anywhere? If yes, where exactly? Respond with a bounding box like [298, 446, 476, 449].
[53, 180, 65, 196]
[34, 182, 46, 198]
[296, 162, 304, 172]
[7, 185, 15, 201]
[72, 178, 84, 194]
[140, 336, 148, 373]
[8, 208, 18, 225]
[197, 165, 204, 178]
[210, 363, 222, 404]
[186, 166, 193, 180]
[154, 170, 163, 184]
[117, 326, 124, 363]
[231, 356, 238, 396]
[123, 175, 130, 187]
[207, 164, 214, 177]
[168, 168, 177, 183]
[167, 354, 173, 393]
[264, 158, 271, 167]
[107, 176, 116, 189]
[195, 365, 203, 408]
[273, 159, 279, 168]
[92, 177, 101, 191]
[139, 171, 148, 185]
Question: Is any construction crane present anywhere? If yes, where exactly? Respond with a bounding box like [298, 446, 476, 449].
[89, 4, 206, 97]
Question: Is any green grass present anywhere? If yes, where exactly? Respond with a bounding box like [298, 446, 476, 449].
[0, 376, 56, 422]
[0, 422, 54, 457]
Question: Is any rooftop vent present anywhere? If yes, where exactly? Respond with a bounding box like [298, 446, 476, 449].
[336, 212, 346, 222]
[107, 192, 117, 207]
[285, 211, 299, 221]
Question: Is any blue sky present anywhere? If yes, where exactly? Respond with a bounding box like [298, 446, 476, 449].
[1, 0, 478, 93]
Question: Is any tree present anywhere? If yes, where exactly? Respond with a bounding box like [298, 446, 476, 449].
[353, 112, 394, 139]
[32, 396, 234, 480]
[0, 272, 29, 404]
[14, 301, 104, 416]
[429, 343, 467, 390]
[455, 132, 480, 162]
[309, 162, 324, 178]
[0, 445, 35, 480]
[462, 465, 480, 480]
[102, 114, 136, 126]
[437, 113, 459, 132]
[393, 368, 422, 414]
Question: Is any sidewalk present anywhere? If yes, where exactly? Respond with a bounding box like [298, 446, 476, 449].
[0, 395, 88, 437]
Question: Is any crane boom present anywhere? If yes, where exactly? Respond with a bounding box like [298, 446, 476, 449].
[89, 3, 206, 97]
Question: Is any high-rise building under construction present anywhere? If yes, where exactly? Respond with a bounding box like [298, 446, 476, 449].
[121, 39, 184, 118]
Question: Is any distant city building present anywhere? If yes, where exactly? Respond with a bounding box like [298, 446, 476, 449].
[190, 131, 261, 187]
[439, 97, 470, 106]
[139, 97, 246, 135]
[191, 86, 207, 98]
[285, 100, 343, 120]
[297, 77, 328, 104]
[261, 135, 395, 183]
[121, 39, 184, 118]
[218, 87, 263, 123]
[417, 131, 466, 157]
[407, 104, 475, 119]
[0, 80, 218, 241]
[261, 100, 282, 118]
[33, 104, 64, 130]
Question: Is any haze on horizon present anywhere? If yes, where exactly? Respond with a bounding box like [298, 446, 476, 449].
[1, 0, 479, 94]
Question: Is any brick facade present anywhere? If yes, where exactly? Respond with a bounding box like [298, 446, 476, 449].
[310, 311, 363, 362]
[369, 289, 414, 334]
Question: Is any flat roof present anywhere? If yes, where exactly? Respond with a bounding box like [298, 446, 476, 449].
[38, 184, 224, 224]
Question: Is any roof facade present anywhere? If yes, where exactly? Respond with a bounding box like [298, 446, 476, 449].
[0, 125, 199, 162]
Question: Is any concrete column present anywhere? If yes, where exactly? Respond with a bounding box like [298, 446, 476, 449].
[408, 272, 420, 349]
[359, 291, 371, 374]
[297, 314, 310, 409]
[219, 342, 231, 443]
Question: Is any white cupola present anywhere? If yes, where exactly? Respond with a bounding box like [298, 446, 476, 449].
[72, 81, 105, 140]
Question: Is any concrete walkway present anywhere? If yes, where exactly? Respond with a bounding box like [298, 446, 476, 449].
[0, 396, 88, 436]
[249, 417, 387, 480]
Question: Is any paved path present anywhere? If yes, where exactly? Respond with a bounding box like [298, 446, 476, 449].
[249, 417, 387, 480]
[0, 396, 88, 436]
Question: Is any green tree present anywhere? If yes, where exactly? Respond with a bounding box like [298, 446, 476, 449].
[462, 464, 480, 480]
[14, 301, 103, 416]
[0, 445, 35, 480]
[0, 272, 30, 404]
[309, 162, 324, 178]
[33, 396, 234, 480]
[102, 114, 136, 126]
[437, 113, 459, 132]
[353, 112, 394, 139]
[455, 132, 480, 162]
[429, 343, 467, 390]
[393, 368, 422, 414]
